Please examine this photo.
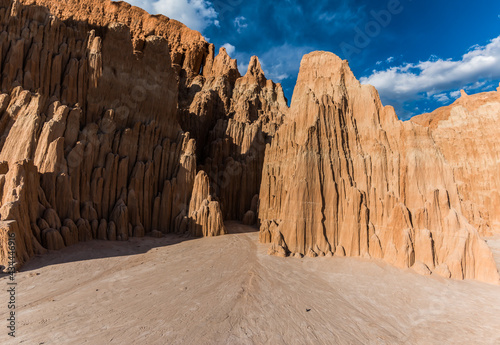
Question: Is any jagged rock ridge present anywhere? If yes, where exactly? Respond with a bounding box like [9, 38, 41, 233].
[0, 0, 498, 284]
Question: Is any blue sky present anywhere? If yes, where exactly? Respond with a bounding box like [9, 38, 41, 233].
[126, 0, 500, 120]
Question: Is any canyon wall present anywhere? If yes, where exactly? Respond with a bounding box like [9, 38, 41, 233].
[258, 52, 499, 284]
[0, 0, 286, 269]
[412, 88, 500, 236]
[0, 0, 498, 284]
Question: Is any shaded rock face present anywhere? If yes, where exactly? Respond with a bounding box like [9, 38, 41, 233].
[0, 0, 286, 270]
[0, 0, 195, 268]
[195, 55, 287, 221]
[412, 88, 500, 236]
[0, 0, 497, 285]
[188, 171, 226, 237]
[258, 52, 499, 284]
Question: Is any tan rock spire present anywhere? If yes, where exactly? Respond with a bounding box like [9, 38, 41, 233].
[205, 46, 239, 78]
[243, 56, 267, 87]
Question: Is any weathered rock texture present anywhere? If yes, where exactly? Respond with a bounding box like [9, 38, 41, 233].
[258, 52, 499, 284]
[412, 88, 500, 237]
[0, 0, 198, 268]
[0, 0, 286, 270]
[0, 0, 498, 284]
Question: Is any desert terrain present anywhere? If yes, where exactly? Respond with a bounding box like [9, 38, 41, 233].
[2, 222, 500, 344]
[0, 1, 500, 344]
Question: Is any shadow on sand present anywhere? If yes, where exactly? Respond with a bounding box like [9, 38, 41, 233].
[7, 221, 258, 274]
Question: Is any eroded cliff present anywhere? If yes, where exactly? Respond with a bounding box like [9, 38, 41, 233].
[412, 88, 500, 237]
[0, 0, 286, 269]
[0, 0, 498, 284]
[258, 52, 499, 284]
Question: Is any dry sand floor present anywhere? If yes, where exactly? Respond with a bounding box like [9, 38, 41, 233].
[2, 222, 500, 344]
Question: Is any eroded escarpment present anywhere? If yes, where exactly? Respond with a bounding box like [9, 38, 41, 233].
[0, 0, 498, 284]
[411, 87, 500, 237]
[258, 52, 499, 284]
[20, 0, 288, 224]
[0, 0, 287, 269]
[0, 0, 196, 269]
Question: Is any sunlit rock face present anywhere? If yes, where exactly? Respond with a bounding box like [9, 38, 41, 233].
[0, 1, 498, 284]
[412, 87, 500, 237]
[258, 52, 499, 284]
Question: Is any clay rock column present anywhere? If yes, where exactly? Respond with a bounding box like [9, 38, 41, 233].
[188, 170, 226, 237]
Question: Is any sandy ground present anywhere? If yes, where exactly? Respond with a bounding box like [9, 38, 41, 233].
[1, 222, 500, 345]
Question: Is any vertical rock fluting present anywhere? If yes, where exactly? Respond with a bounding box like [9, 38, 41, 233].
[411, 87, 500, 236]
[0, 0, 497, 284]
[188, 170, 226, 237]
[0, 0, 287, 270]
[14, 0, 289, 226]
[0, 0, 209, 269]
[26, 0, 289, 226]
[0, 160, 46, 267]
[258, 52, 499, 284]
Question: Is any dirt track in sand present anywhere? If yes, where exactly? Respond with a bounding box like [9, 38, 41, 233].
[1, 222, 500, 344]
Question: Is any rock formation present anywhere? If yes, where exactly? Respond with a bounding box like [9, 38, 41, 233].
[412, 87, 500, 236]
[0, 0, 286, 270]
[0, 0, 197, 267]
[0, 0, 498, 284]
[258, 52, 499, 284]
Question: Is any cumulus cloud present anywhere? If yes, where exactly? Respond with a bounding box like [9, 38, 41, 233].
[360, 35, 500, 102]
[221, 43, 235, 56]
[234, 16, 248, 33]
[125, 0, 218, 32]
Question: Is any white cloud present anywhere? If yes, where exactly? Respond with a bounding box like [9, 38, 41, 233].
[450, 90, 461, 99]
[234, 16, 248, 33]
[317, 4, 362, 27]
[235, 56, 249, 75]
[360, 35, 500, 104]
[125, 0, 218, 32]
[433, 93, 450, 103]
[233, 44, 312, 82]
[465, 80, 487, 91]
[318, 12, 338, 22]
[376, 56, 394, 66]
[221, 43, 235, 56]
[259, 44, 313, 82]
